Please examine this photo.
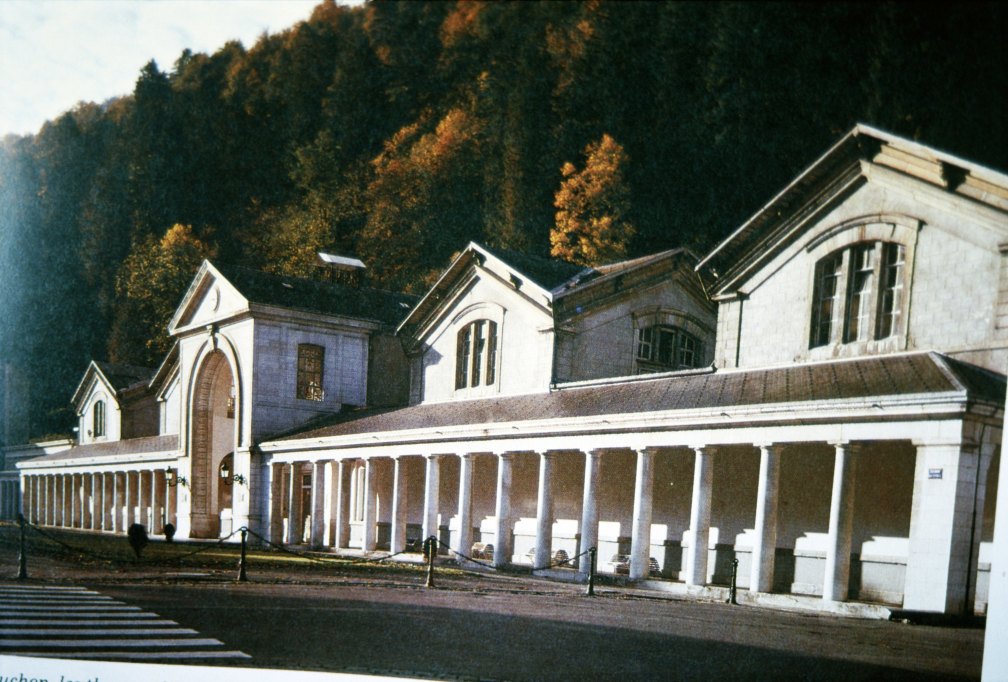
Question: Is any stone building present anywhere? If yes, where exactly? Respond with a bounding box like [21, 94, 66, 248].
[8, 124, 1006, 618]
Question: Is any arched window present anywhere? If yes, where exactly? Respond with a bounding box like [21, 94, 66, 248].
[455, 320, 498, 390]
[810, 241, 907, 348]
[92, 400, 105, 438]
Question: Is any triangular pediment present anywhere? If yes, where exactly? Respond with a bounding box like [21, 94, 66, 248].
[698, 124, 1008, 297]
[70, 363, 117, 414]
[397, 243, 567, 352]
[167, 261, 250, 335]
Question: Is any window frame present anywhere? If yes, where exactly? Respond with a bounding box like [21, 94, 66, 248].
[808, 238, 911, 351]
[455, 319, 500, 392]
[296, 343, 325, 402]
[92, 399, 105, 438]
[635, 323, 705, 372]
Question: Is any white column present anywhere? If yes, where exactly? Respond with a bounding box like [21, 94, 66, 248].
[630, 447, 656, 580]
[578, 449, 602, 575]
[140, 470, 152, 531]
[751, 443, 781, 593]
[73, 474, 83, 527]
[58, 475, 67, 527]
[285, 463, 299, 544]
[534, 451, 555, 570]
[54, 475, 63, 526]
[334, 460, 350, 549]
[685, 446, 713, 586]
[310, 461, 326, 547]
[493, 452, 514, 568]
[47, 475, 55, 525]
[455, 454, 474, 559]
[579, 450, 601, 574]
[823, 442, 857, 602]
[267, 462, 283, 544]
[905, 440, 980, 614]
[362, 458, 377, 551]
[152, 470, 165, 534]
[321, 461, 335, 547]
[113, 473, 124, 533]
[422, 455, 441, 543]
[103, 473, 112, 531]
[391, 456, 408, 554]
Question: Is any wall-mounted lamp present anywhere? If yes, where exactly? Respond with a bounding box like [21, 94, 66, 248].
[219, 460, 246, 486]
[166, 468, 188, 488]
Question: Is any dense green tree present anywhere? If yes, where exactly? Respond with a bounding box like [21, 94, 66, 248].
[108, 224, 217, 367]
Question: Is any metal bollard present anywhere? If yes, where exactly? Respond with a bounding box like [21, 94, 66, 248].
[424, 535, 437, 588]
[238, 528, 248, 582]
[727, 557, 739, 605]
[17, 513, 28, 580]
[586, 547, 597, 597]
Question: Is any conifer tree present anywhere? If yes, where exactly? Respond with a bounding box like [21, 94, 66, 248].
[550, 134, 635, 266]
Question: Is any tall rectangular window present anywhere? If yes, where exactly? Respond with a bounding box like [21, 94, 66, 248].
[296, 344, 324, 401]
[844, 244, 875, 342]
[93, 400, 105, 437]
[876, 243, 905, 339]
[810, 252, 843, 347]
[455, 326, 472, 389]
[456, 320, 499, 390]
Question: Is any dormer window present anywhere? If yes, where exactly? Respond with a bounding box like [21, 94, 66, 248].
[636, 325, 703, 372]
[455, 320, 498, 390]
[810, 241, 907, 349]
[93, 400, 105, 438]
[296, 344, 325, 401]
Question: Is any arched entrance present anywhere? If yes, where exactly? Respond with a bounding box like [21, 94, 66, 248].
[189, 350, 236, 538]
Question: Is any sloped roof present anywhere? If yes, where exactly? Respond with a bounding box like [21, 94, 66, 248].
[697, 124, 1008, 294]
[94, 362, 154, 392]
[476, 244, 587, 292]
[212, 263, 417, 327]
[70, 361, 155, 409]
[17, 434, 179, 467]
[271, 352, 1002, 443]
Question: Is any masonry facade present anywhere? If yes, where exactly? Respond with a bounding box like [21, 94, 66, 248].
[7, 125, 1006, 617]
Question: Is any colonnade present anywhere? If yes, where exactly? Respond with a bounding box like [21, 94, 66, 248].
[266, 438, 930, 607]
[19, 468, 177, 535]
[0, 479, 20, 519]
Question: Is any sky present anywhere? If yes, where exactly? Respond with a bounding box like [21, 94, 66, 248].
[0, 0, 337, 138]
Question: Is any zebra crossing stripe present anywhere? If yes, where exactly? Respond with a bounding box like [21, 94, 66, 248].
[0, 616, 177, 620]
[0, 583, 251, 661]
[0, 637, 225, 648]
[0, 611, 162, 619]
[0, 608, 143, 612]
[30, 650, 253, 660]
[0, 627, 199, 635]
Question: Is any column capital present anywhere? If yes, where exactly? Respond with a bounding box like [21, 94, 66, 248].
[581, 448, 604, 459]
[630, 445, 659, 456]
[689, 444, 713, 455]
[536, 450, 555, 460]
[493, 451, 515, 461]
[828, 441, 864, 454]
[754, 442, 780, 452]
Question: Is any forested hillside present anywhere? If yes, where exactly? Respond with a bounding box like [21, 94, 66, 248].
[1, 0, 1005, 440]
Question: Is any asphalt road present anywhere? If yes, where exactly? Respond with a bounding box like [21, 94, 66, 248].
[86, 578, 982, 681]
[0, 525, 985, 681]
